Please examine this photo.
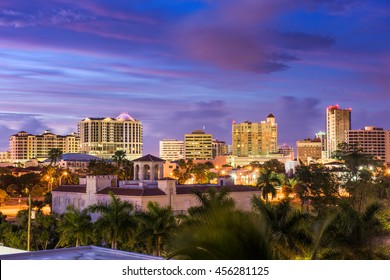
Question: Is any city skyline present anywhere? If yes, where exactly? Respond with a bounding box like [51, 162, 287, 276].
[1, 0, 389, 155]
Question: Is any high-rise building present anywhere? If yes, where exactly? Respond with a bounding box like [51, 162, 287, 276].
[232, 113, 278, 157]
[159, 139, 185, 161]
[212, 139, 228, 158]
[78, 113, 142, 160]
[315, 131, 327, 159]
[9, 130, 80, 163]
[326, 105, 351, 158]
[184, 130, 212, 160]
[346, 126, 390, 164]
[296, 137, 322, 165]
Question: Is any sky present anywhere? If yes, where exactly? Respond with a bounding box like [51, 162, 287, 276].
[0, 0, 389, 155]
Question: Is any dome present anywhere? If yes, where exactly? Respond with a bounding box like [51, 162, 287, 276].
[116, 112, 135, 121]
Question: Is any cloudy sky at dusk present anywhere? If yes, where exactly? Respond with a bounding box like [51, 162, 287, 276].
[0, 0, 389, 155]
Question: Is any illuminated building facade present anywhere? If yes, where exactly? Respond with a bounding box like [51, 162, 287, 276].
[159, 139, 185, 161]
[346, 126, 390, 164]
[9, 130, 80, 163]
[326, 105, 351, 158]
[184, 130, 213, 160]
[78, 113, 143, 160]
[232, 114, 278, 156]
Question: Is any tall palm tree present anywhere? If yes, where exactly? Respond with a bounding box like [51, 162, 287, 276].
[256, 169, 283, 201]
[251, 197, 311, 259]
[112, 150, 127, 178]
[48, 148, 63, 166]
[88, 192, 136, 249]
[57, 205, 93, 247]
[136, 202, 176, 256]
[187, 187, 235, 216]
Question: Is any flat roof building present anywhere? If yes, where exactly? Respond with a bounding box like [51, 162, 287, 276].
[184, 130, 212, 160]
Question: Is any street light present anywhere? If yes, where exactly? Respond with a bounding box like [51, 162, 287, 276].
[59, 171, 68, 187]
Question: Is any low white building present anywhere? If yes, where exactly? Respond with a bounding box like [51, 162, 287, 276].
[52, 155, 261, 215]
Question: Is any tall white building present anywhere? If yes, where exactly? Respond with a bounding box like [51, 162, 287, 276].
[346, 126, 390, 164]
[326, 105, 351, 158]
[159, 139, 185, 161]
[78, 113, 142, 160]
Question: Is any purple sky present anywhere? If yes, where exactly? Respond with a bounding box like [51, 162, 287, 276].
[1, 0, 389, 155]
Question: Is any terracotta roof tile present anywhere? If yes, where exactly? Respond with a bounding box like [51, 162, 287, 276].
[96, 187, 166, 196]
[53, 185, 86, 193]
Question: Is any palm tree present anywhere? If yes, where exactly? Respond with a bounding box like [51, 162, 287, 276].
[187, 187, 235, 216]
[318, 200, 384, 259]
[256, 169, 283, 201]
[57, 205, 93, 247]
[136, 202, 176, 256]
[112, 150, 127, 178]
[169, 206, 272, 260]
[251, 197, 311, 259]
[48, 148, 63, 166]
[88, 192, 136, 249]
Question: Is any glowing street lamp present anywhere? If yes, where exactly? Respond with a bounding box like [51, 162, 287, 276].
[59, 171, 68, 187]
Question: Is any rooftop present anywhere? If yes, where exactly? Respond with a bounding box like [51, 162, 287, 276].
[132, 154, 165, 162]
[0, 246, 162, 260]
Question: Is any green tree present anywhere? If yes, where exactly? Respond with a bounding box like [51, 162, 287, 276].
[172, 159, 194, 184]
[187, 187, 235, 216]
[48, 148, 63, 166]
[136, 202, 176, 256]
[58, 205, 93, 247]
[112, 150, 127, 180]
[0, 189, 9, 206]
[88, 192, 136, 249]
[256, 169, 283, 201]
[295, 164, 340, 215]
[263, 159, 286, 174]
[319, 200, 384, 259]
[251, 197, 311, 259]
[87, 159, 116, 175]
[169, 207, 272, 260]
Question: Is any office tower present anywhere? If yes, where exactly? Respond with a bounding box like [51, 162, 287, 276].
[326, 105, 351, 158]
[212, 139, 228, 158]
[159, 139, 185, 161]
[78, 113, 142, 160]
[9, 130, 80, 163]
[296, 137, 322, 165]
[346, 126, 390, 164]
[232, 113, 278, 157]
[315, 131, 327, 159]
[184, 130, 213, 160]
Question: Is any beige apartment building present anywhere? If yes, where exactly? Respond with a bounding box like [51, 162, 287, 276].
[184, 130, 213, 160]
[159, 139, 185, 161]
[232, 113, 278, 157]
[346, 126, 390, 164]
[326, 105, 351, 158]
[296, 138, 322, 165]
[9, 130, 80, 163]
[78, 113, 142, 160]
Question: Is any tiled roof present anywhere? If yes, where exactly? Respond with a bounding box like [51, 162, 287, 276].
[176, 185, 260, 195]
[52, 185, 86, 193]
[132, 154, 165, 162]
[96, 187, 166, 196]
